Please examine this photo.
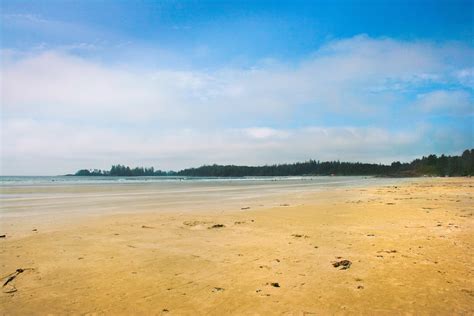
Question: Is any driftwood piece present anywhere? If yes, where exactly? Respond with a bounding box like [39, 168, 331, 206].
[2, 268, 33, 293]
[2, 269, 25, 287]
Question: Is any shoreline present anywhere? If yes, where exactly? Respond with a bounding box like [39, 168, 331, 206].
[0, 176, 412, 239]
[1, 177, 473, 314]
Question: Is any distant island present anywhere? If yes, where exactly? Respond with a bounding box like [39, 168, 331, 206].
[72, 149, 474, 177]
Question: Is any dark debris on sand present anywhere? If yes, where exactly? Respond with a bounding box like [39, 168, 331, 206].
[332, 259, 352, 270]
[208, 224, 225, 229]
[291, 234, 309, 238]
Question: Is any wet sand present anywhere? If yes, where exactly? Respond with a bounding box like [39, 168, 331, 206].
[1, 178, 473, 314]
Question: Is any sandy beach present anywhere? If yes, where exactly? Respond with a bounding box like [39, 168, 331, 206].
[0, 177, 473, 315]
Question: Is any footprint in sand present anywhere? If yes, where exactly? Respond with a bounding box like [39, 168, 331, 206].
[182, 221, 212, 230]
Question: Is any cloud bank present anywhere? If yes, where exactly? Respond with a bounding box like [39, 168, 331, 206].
[1, 35, 473, 175]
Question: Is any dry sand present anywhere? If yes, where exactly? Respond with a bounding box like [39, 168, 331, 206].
[1, 178, 473, 315]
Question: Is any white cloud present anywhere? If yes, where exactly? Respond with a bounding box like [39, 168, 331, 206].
[1, 119, 424, 175]
[454, 67, 474, 88]
[242, 127, 289, 139]
[2, 13, 51, 24]
[414, 90, 473, 114]
[2, 36, 472, 124]
[1, 35, 473, 174]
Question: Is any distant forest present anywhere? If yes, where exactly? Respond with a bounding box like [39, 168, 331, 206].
[73, 149, 474, 177]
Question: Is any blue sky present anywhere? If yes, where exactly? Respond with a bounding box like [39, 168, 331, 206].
[1, 0, 473, 175]
[3, 0, 473, 67]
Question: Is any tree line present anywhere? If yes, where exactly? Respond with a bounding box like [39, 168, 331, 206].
[73, 149, 474, 177]
[74, 165, 173, 177]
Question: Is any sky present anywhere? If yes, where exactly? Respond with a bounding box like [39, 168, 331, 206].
[1, 0, 473, 175]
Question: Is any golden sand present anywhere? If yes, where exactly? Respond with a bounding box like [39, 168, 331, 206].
[1, 178, 473, 315]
